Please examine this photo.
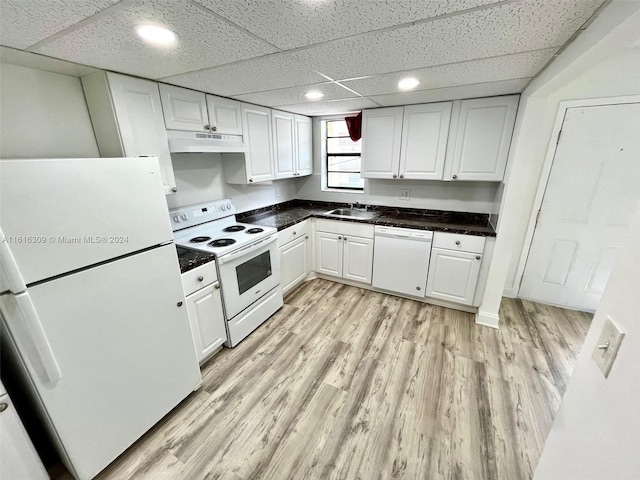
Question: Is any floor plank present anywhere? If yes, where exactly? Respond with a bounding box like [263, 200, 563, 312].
[79, 279, 592, 480]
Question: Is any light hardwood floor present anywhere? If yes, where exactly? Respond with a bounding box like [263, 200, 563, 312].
[60, 279, 592, 480]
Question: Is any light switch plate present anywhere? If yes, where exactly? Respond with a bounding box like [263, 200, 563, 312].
[592, 316, 625, 378]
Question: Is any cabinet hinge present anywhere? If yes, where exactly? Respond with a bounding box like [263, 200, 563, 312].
[556, 129, 562, 145]
[536, 210, 541, 225]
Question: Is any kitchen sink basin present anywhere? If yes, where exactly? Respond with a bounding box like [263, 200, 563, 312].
[325, 208, 379, 220]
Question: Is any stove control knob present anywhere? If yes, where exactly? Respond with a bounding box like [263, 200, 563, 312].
[220, 205, 227, 211]
[173, 215, 180, 223]
[181, 214, 188, 220]
[226, 203, 232, 210]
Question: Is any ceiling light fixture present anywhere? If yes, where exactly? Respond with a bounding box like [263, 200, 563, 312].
[304, 90, 325, 101]
[134, 24, 178, 47]
[398, 77, 420, 91]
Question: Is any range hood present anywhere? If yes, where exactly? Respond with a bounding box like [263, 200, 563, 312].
[167, 130, 247, 153]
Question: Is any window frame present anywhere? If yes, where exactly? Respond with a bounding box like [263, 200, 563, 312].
[324, 118, 364, 191]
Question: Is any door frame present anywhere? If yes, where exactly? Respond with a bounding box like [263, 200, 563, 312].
[513, 94, 640, 298]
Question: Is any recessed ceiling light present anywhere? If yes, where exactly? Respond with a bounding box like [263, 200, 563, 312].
[398, 77, 420, 91]
[304, 90, 325, 101]
[134, 24, 178, 47]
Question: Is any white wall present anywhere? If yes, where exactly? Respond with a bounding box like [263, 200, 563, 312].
[0, 63, 99, 158]
[532, 199, 640, 480]
[166, 153, 297, 213]
[296, 119, 501, 213]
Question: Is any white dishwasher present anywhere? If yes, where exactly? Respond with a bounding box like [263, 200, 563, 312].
[372, 225, 433, 298]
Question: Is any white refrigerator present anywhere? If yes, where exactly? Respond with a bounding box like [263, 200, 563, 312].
[0, 158, 201, 480]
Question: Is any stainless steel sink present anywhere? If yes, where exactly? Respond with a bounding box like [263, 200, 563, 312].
[325, 208, 379, 220]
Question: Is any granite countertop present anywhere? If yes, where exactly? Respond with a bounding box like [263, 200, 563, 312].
[176, 245, 216, 274]
[237, 200, 496, 237]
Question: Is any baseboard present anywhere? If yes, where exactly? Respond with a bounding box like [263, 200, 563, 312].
[475, 310, 499, 328]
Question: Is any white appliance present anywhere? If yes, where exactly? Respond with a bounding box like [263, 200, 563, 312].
[372, 225, 433, 298]
[0, 157, 201, 480]
[171, 199, 283, 347]
[166, 130, 247, 153]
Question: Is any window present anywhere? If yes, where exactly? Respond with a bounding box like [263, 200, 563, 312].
[325, 120, 364, 190]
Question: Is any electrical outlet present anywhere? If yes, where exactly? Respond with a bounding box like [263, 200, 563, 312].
[400, 189, 411, 201]
[592, 316, 625, 378]
[275, 187, 281, 198]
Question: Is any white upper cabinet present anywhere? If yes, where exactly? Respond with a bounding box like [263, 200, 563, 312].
[294, 115, 313, 177]
[400, 103, 452, 180]
[159, 84, 243, 135]
[205, 95, 243, 135]
[272, 110, 296, 179]
[82, 72, 177, 194]
[242, 103, 274, 183]
[159, 84, 209, 132]
[361, 107, 404, 179]
[447, 95, 519, 181]
[272, 111, 313, 179]
[361, 103, 452, 180]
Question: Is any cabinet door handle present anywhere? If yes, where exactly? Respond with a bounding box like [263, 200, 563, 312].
[343, 236, 347, 241]
[338, 236, 342, 240]
[455, 240, 461, 245]
[171, 187, 178, 192]
[293, 231, 297, 235]
[0, 403, 7, 413]
[215, 283, 221, 290]
[197, 276, 204, 282]
[212, 125, 217, 132]
[249, 178, 253, 183]
[399, 174, 404, 179]
[177, 301, 183, 307]
[416, 286, 421, 291]
[452, 174, 458, 179]
[204, 125, 210, 131]
[392, 174, 397, 179]
[476, 255, 481, 260]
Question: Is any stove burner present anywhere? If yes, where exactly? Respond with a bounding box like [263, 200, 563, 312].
[208, 238, 237, 248]
[190, 236, 212, 243]
[246, 228, 264, 234]
[224, 225, 246, 232]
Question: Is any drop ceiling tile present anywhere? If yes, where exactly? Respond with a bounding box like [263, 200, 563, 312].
[31, 0, 277, 79]
[0, 0, 119, 49]
[278, 98, 379, 116]
[341, 49, 557, 96]
[302, 0, 604, 80]
[233, 82, 356, 107]
[369, 79, 530, 107]
[160, 51, 325, 96]
[194, 0, 501, 50]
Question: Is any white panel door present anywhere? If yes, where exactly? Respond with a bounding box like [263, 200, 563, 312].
[316, 232, 343, 278]
[399, 102, 452, 180]
[450, 95, 518, 181]
[242, 104, 274, 183]
[0, 157, 173, 286]
[426, 248, 482, 305]
[107, 73, 176, 193]
[205, 95, 242, 135]
[520, 103, 640, 311]
[361, 107, 404, 179]
[272, 110, 296, 179]
[295, 115, 313, 176]
[159, 84, 208, 132]
[0, 244, 201, 480]
[280, 236, 308, 295]
[186, 282, 226, 363]
[343, 236, 374, 284]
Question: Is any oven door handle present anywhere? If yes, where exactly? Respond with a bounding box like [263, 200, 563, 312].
[217, 234, 278, 265]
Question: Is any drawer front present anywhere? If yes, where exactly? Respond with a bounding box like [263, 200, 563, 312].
[181, 261, 218, 296]
[432, 232, 486, 254]
[315, 219, 374, 239]
[278, 220, 309, 247]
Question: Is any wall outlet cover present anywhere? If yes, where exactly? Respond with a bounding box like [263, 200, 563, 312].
[591, 316, 625, 378]
[400, 189, 411, 201]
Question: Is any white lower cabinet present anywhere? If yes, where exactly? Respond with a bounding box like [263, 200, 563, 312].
[279, 221, 312, 295]
[315, 220, 374, 285]
[182, 263, 226, 364]
[425, 232, 485, 306]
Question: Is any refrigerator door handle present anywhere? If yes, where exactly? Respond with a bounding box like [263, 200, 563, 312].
[0, 227, 27, 293]
[13, 292, 62, 388]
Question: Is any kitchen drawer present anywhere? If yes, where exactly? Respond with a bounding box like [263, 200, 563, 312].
[315, 219, 374, 239]
[432, 232, 486, 254]
[181, 261, 218, 296]
[278, 220, 309, 247]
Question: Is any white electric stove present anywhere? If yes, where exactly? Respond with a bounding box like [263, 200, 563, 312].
[170, 199, 283, 347]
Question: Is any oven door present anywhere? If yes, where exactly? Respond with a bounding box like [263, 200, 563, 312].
[216, 234, 281, 319]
